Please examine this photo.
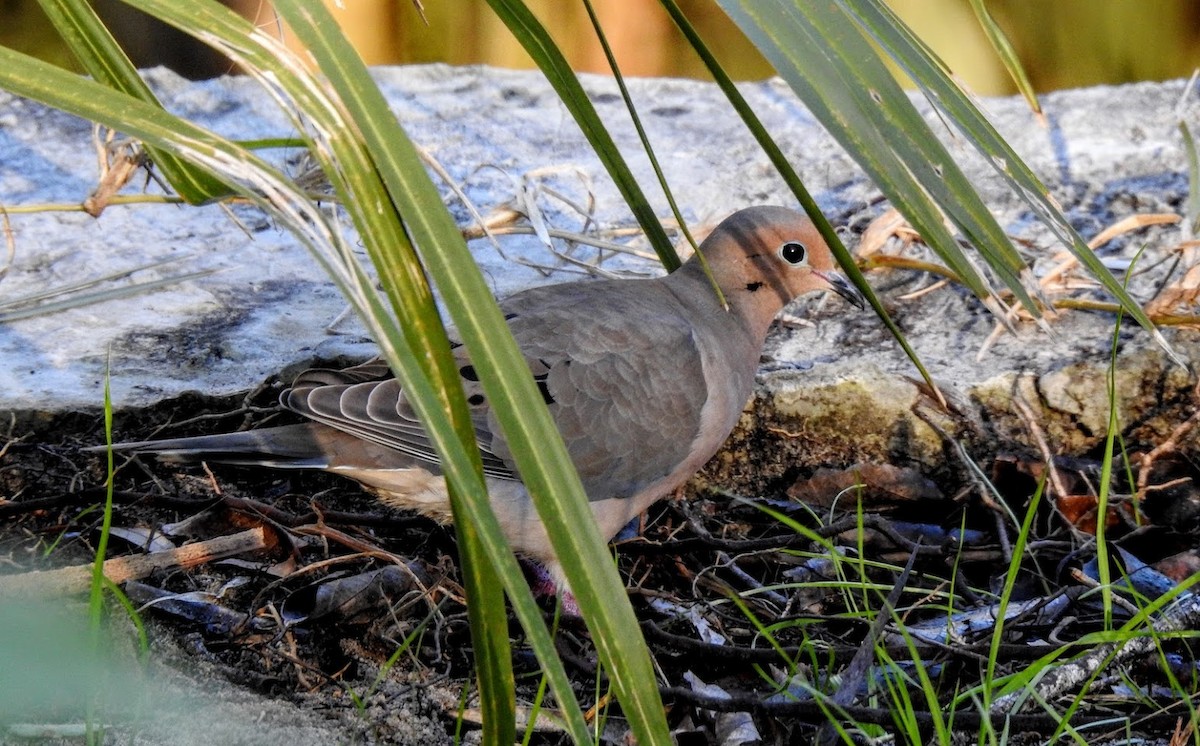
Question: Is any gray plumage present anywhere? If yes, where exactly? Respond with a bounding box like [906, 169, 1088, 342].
[110, 206, 863, 583]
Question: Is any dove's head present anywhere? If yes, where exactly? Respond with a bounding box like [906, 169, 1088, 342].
[688, 206, 865, 330]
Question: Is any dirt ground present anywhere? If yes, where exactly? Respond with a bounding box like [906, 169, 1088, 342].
[2, 372, 1200, 744]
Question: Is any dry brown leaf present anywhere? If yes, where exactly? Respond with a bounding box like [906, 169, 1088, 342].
[1055, 494, 1126, 535]
[1154, 550, 1200, 584]
[1148, 238, 1200, 314]
[1041, 213, 1181, 288]
[787, 462, 943, 508]
[856, 208, 921, 258]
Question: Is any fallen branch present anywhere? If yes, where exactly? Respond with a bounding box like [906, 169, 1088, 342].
[991, 592, 1200, 714]
[0, 527, 269, 599]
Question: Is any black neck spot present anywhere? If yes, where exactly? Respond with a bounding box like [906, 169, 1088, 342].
[745, 281, 764, 292]
[459, 365, 479, 381]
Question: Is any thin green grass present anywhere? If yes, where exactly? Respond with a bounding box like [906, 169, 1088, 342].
[578, 0, 723, 306]
[735, 428, 1197, 743]
[452, 679, 471, 746]
[878, 648, 923, 741]
[520, 668, 552, 746]
[880, 632, 949, 741]
[981, 476, 1046, 709]
[1092, 302, 1126, 632]
[1179, 70, 1200, 237]
[84, 356, 118, 745]
[348, 599, 444, 714]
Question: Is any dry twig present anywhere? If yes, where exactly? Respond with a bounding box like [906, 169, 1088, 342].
[0, 526, 269, 598]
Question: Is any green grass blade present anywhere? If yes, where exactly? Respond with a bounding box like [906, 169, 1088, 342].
[113, 0, 569, 738]
[36, 0, 228, 203]
[886, 621, 948, 738]
[220, 4, 519, 736]
[1180, 117, 1200, 235]
[840, 0, 1174, 355]
[1094, 316, 1124, 632]
[0, 33, 560, 740]
[451, 494, 518, 745]
[86, 352, 117, 743]
[270, 2, 669, 739]
[717, 0, 1033, 317]
[876, 647, 923, 742]
[659, 0, 942, 398]
[965, 0, 1041, 114]
[482, 0, 681, 270]
[579, 0, 725, 306]
[985, 475, 1045, 701]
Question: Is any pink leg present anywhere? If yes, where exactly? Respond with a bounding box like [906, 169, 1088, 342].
[523, 560, 581, 618]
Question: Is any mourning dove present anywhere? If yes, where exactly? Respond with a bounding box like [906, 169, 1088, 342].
[109, 206, 863, 585]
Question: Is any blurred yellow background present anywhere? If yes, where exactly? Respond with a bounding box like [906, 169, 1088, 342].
[3, 0, 1199, 94]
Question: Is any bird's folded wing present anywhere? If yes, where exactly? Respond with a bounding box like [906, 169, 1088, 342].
[283, 282, 711, 502]
[285, 358, 515, 479]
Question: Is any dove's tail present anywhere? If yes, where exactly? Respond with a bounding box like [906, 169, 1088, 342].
[92, 423, 335, 469]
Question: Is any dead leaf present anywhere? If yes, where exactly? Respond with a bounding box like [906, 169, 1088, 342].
[788, 462, 943, 508]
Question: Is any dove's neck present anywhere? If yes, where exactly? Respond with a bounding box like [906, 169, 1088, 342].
[662, 264, 769, 432]
[668, 257, 786, 345]
[664, 261, 782, 363]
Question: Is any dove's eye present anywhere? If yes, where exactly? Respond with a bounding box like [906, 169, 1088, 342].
[779, 241, 808, 265]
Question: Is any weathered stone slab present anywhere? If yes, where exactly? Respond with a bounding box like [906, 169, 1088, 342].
[0, 65, 1196, 478]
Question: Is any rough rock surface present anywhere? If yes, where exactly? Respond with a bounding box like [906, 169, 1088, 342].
[1, 64, 1197, 479]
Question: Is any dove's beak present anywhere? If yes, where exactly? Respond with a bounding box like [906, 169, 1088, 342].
[815, 270, 867, 309]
